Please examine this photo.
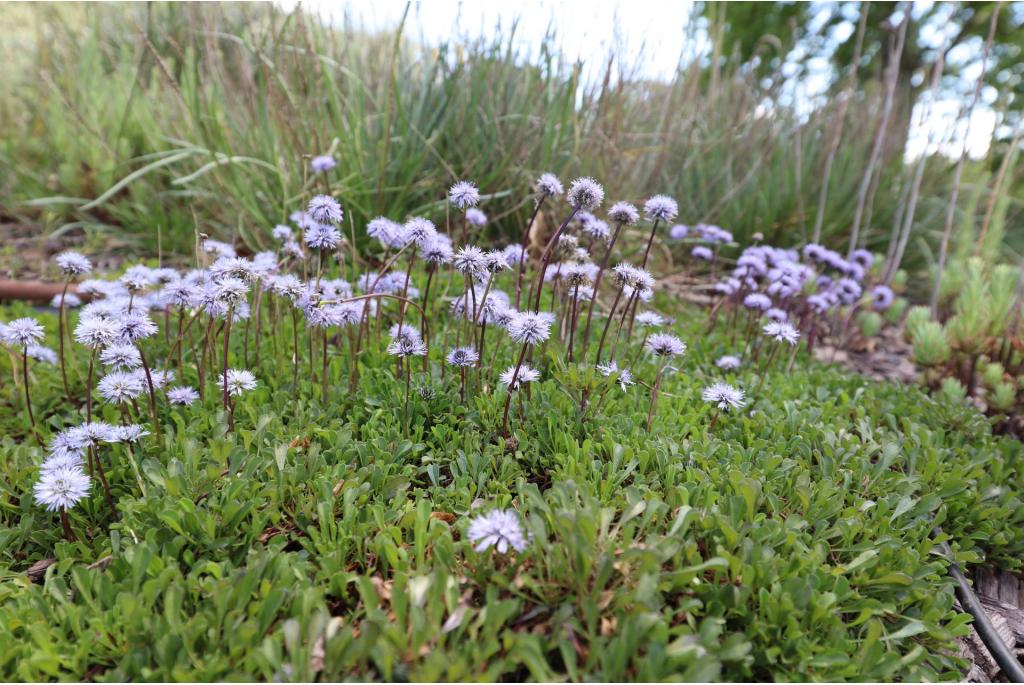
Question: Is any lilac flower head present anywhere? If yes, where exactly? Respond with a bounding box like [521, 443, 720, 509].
[567, 177, 604, 211]
[74, 318, 119, 349]
[669, 224, 689, 240]
[465, 208, 488, 226]
[836, 278, 863, 305]
[644, 195, 678, 222]
[113, 424, 150, 443]
[645, 333, 686, 358]
[117, 311, 158, 343]
[636, 311, 665, 328]
[449, 180, 480, 209]
[582, 217, 611, 243]
[702, 382, 746, 411]
[421, 237, 454, 265]
[453, 246, 488, 277]
[446, 347, 479, 367]
[272, 224, 293, 242]
[507, 311, 552, 345]
[716, 355, 742, 370]
[97, 371, 145, 404]
[4, 318, 44, 347]
[51, 292, 83, 309]
[692, 246, 714, 261]
[120, 265, 154, 293]
[307, 195, 343, 224]
[869, 284, 894, 311]
[304, 223, 342, 250]
[850, 249, 874, 270]
[34, 466, 90, 512]
[597, 360, 635, 391]
[404, 217, 438, 248]
[310, 155, 337, 173]
[215, 277, 249, 306]
[467, 509, 529, 553]
[763, 321, 800, 346]
[499, 364, 541, 390]
[26, 345, 58, 364]
[367, 217, 402, 247]
[765, 307, 789, 323]
[535, 173, 564, 197]
[386, 335, 427, 358]
[219, 369, 258, 396]
[743, 293, 772, 311]
[503, 244, 527, 266]
[608, 201, 640, 226]
[167, 386, 200, 406]
[56, 251, 93, 277]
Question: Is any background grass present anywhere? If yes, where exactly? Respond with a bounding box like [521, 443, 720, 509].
[7, 1, 1017, 284]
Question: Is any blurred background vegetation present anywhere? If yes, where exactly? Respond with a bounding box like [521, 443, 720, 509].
[1, 1, 1022, 299]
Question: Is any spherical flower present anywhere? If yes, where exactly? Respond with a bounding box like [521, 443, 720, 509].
[669, 224, 689, 240]
[645, 333, 686, 358]
[119, 265, 154, 293]
[484, 250, 511, 273]
[871, 285, 895, 311]
[567, 177, 604, 211]
[55, 251, 93, 277]
[421, 237, 454, 265]
[446, 347, 479, 367]
[307, 195, 343, 224]
[304, 223, 343, 250]
[210, 256, 258, 283]
[404, 217, 438, 248]
[850, 249, 874, 270]
[215, 276, 249, 306]
[608, 201, 640, 226]
[448, 180, 480, 209]
[4, 318, 45, 347]
[836, 278, 862, 305]
[716, 355, 742, 370]
[636, 311, 665, 328]
[272, 224, 293, 242]
[72, 318, 117, 349]
[467, 509, 529, 553]
[597, 360, 635, 391]
[167, 386, 200, 406]
[40, 451, 85, 475]
[763, 321, 800, 346]
[502, 244, 527, 266]
[97, 371, 145, 404]
[506, 311, 552, 346]
[386, 336, 428, 358]
[702, 382, 746, 412]
[535, 173, 564, 197]
[26, 345, 58, 364]
[742, 294, 771, 311]
[112, 424, 150, 443]
[367, 217, 402, 246]
[34, 466, 90, 512]
[148, 368, 175, 389]
[465, 208, 488, 226]
[499, 364, 541, 390]
[218, 369, 258, 396]
[644, 195, 678, 222]
[582, 218, 611, 243]
[51, 292, 83, 309]
[116, 311, 158, 343]
[310, 155, 337, 173]
[765, 307, 788, 323]
[453, 246, 487, 277]
[691, 246, 714, 261]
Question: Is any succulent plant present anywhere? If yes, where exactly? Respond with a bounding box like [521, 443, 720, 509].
[904, 306, 932, 343]
[990, 381, 1017, 413]
[938, 377, 967, 403]
[884, 297, 908, 325]
[857, 311, 883, 339]
[911, 321, 951, 367]
[981, 361, 1006, 390]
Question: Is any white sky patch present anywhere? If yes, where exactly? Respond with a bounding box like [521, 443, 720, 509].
[280, 0, 996, 159]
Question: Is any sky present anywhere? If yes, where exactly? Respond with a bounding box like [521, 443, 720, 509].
[277, 0, 997, 160]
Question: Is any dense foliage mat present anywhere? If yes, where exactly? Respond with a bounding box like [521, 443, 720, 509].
[1, 298, 1022, 682]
